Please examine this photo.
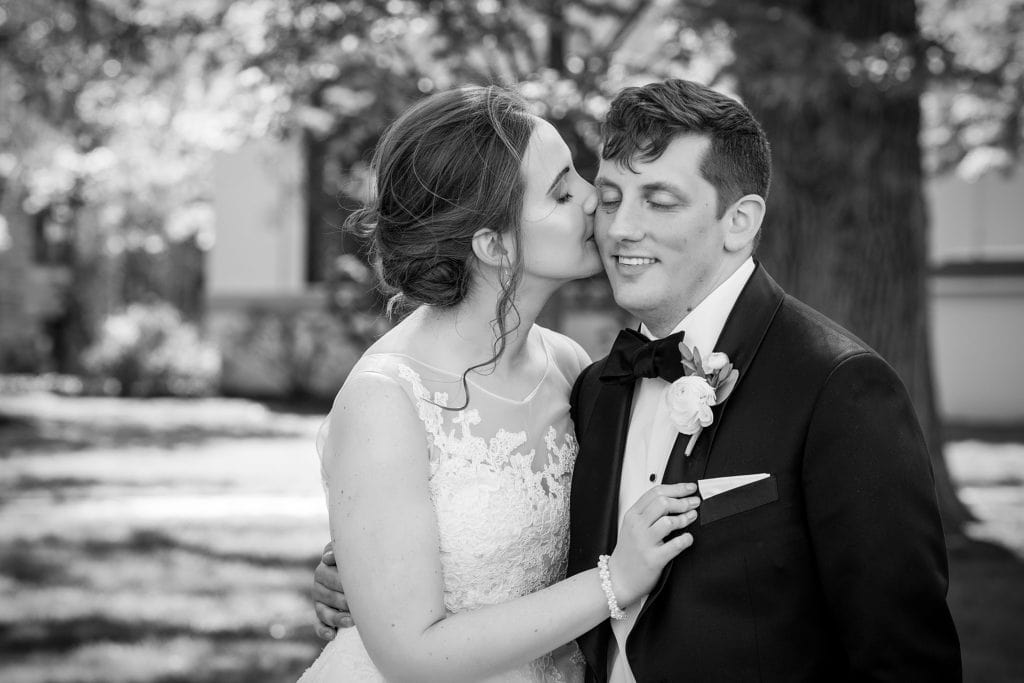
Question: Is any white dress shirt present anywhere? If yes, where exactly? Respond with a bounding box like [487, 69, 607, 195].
[608, 257, 755, 683]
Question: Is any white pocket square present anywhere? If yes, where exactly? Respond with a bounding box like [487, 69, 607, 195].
[698, 473, 770, 499]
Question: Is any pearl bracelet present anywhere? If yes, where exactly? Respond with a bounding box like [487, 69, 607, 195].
[597, 554, 626, 620]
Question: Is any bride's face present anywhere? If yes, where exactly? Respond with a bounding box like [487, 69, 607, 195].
[515, 117, 603, 283]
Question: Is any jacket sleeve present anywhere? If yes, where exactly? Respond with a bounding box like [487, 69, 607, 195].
[802, 352, 961, 681]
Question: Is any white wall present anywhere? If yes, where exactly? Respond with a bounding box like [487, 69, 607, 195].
[928, 166, 1024, 263]
[928, 165, 1024, 423]
[931, 276, 1024, 422]
[208, 136, 307, 300]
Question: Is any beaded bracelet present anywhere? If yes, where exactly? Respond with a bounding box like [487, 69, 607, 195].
[597, 554, 626, 620]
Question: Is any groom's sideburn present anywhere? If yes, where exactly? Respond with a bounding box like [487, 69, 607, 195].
[567, 264, 961, 682]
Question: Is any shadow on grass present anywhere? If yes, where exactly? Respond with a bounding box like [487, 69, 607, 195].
[0, 616, 289, 655]
[947, 535, 1024, 681]
[0, 419, 310, 456]
[0, 530, 319, 584]
[75, 529, 320, 569]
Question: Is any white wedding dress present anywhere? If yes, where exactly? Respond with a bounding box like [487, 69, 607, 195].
[298, 331, 586, 682]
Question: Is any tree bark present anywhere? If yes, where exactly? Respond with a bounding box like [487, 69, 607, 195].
[730, 0, 971, 529]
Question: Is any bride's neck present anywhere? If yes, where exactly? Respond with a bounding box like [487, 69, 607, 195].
[413, 276, 553, 371]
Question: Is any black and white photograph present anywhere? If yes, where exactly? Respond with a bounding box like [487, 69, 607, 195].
[1, 1, 1022, 681]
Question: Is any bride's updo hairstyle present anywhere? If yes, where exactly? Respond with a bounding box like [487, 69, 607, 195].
[349, 85, 534, 313]
[346, 85, 535, 403]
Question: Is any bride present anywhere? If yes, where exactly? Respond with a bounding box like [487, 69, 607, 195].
[298, 85, 700, 682]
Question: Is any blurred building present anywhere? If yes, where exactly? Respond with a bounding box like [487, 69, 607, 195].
[0, 194, 72, 371]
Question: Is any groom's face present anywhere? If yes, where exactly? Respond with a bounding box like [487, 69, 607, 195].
[594, 134, 732, 333]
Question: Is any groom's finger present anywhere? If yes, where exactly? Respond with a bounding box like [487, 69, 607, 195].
[314, 560, 346, 593]
[315, 601, 350, 629]
[311, 581, 348, 610]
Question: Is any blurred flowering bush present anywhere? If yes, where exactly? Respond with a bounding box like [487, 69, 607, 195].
[82, 303, 221, 397]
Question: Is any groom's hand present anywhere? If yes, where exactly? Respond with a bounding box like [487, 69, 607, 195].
[312, 541, 353, 639]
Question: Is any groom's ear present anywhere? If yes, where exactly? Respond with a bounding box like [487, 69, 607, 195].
[723, 194, 766, 253]
[471, 228, 511, 268]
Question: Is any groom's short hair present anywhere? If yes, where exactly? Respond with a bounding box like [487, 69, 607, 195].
[602, 79, 771, 218]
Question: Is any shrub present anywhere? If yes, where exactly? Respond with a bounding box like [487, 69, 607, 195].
[82, 302, 221, 397]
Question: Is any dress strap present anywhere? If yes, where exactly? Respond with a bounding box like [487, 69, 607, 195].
[392, 362, 449, 442]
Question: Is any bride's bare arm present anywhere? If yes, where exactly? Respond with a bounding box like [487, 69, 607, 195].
[323, 371, 697, 683]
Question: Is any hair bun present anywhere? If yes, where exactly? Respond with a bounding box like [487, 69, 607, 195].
[380, 250, 469, 309]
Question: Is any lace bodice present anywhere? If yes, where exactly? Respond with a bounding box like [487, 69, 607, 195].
[394, 359, 577, 614]
[303, 327, 586, 681]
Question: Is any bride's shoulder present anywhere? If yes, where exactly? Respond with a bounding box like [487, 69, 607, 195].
[348, 318, 428, 380]
[534, 325, 593, 381]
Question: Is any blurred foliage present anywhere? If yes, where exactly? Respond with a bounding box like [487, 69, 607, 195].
[82, 302, 221, 396]
[920, 0, 1024, 178]
[0, 0, 1022, 365]
[1, 0, 1020, 225]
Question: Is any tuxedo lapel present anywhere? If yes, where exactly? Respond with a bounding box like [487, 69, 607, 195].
[572, 378, 635, 552]
[570, 370, 636, 677]
[637, 265, 785, 620]
[665, 264, 785, 483]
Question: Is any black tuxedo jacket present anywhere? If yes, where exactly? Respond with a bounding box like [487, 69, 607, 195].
[567, 265, 961, 682]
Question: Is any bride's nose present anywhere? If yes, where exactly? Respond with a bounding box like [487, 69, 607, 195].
[580, 186, 599, 216]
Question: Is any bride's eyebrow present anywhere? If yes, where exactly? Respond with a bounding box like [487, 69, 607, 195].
[546, 167, 570, 195]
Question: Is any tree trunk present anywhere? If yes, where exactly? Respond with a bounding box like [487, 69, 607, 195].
[730, 0, 971, 529]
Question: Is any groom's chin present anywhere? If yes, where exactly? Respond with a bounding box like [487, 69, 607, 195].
[608, 284, 655, 320]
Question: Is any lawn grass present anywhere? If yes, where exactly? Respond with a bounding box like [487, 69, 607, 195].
[1, 392, 1022, 681]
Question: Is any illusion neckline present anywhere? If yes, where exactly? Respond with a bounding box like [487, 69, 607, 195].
[364, 333, 552, 405]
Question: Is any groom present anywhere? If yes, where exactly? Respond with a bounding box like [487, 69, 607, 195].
[312, 79, 961, 680]
[564, 79, 960, 681]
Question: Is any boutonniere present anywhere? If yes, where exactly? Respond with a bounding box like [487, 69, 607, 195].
[664, 344, 739, 456]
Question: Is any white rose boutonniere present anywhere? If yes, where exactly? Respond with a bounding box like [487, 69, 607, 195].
[664, 343, 739, 456]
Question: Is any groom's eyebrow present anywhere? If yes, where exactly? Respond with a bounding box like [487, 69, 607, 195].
[642, 181, 686, 196]
[593, 177, 616, 189]
[546, 167, 570, 195]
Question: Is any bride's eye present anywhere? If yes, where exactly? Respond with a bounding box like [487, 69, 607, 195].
[556, 192, 574, 204]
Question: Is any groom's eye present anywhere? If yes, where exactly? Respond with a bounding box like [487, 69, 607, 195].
[646, 192, 680, 209]
[597, 192, 621, 211]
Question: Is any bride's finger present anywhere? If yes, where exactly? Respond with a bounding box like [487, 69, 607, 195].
[657, 531, 695, 561]
[633, 483, 696, 518]
[640, 494, 700, 526]
[651, 509, 699, 539]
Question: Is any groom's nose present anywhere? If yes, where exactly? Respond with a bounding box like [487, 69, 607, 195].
[604, 201, 644, 242]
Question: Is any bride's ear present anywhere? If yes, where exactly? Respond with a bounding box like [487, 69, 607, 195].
[471, 228, 513, 268]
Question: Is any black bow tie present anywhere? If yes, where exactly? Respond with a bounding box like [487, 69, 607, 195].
[599, 328, 687, 384]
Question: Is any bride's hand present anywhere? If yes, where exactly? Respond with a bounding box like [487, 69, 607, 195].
[608, 482, 700, 607]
